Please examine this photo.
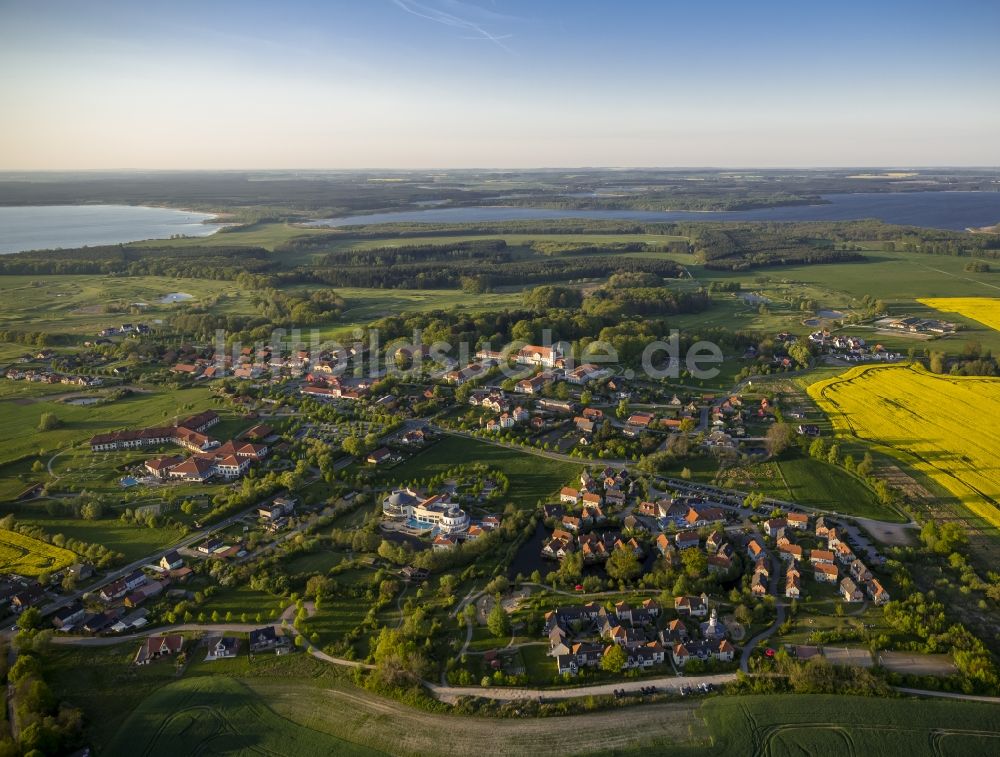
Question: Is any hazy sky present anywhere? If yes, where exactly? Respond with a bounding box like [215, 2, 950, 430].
[1, 0, 998, 169]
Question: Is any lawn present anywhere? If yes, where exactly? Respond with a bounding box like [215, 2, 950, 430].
[775, 453, 905, 522]
[197, 583, 287, 623]
[374, 435, 581, 510]
[5, 514, 185, 563]
[281, 548, 348, 575]
[809, 363, 1000, 530]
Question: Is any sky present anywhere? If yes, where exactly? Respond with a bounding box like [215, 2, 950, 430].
[1, 0, 998, 169]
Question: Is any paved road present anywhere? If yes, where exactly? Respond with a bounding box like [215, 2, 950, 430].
[433, 426, 632, 467]
[893, 686, 1000, 704]
[33, 501, 264, 621]
[426, 671, 737, 702]
[739, 553, 785, 673]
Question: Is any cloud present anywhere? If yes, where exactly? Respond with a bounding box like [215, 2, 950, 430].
[391, 0, 516, 53]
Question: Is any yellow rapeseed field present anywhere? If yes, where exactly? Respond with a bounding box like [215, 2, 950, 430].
[917, 297, 1000, 332]
[808, 363, 1000, 528]
[0, 528, 76, 576]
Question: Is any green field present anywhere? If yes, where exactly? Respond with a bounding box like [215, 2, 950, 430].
[0, 384, 219, 466]
[135, 221, 340, 251]
[702, 694, 1000, 756]
[106, 676, 384, 757]
[774, 453, 905, 522]
[375, 435, 581, 509]
[7, 514, 185, 563]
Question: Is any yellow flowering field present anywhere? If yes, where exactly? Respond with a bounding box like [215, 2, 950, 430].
[808, 363, 1000, 528]
[0, 529, 76, 577]
[917, 297, 1000, 332]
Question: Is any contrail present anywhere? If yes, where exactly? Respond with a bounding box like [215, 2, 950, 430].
[391, 0, 515, 53]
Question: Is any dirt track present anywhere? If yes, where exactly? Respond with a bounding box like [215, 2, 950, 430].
[249, 679, 709, 756]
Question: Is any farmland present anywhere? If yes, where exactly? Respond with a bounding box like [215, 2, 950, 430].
[0, 527, 75, 576]
[105, 676, 383, 757]
[808, 363, 1000, 529]
[918, 296, 1000, 333]
[702, 694, 1000, 756]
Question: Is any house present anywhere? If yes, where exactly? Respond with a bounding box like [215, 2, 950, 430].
[814, 562, 839, 583]
[747, 539, 765, 560]
[785, 574, 801, 599]
[400, 565, 430, 583]
[259, 497, 295, 520]
[366, 447, 391, 465]
[566, 363, 610, 385]
[542, 504, 565, 520]
[159, 551, 183, 571]
[561, 515, 582, 532]
[249, 626, 278, 652]
[778, 543, 803, 562]
[581, 492, 603, 507]
[707, 554, 733, 574]
[197, 538, 223, 554]
[167, 456, 215, 482]
[786, 512, 809, 530]
[68, 563, 94, 581]
[815, 517, 832, 538]
[145, 455, 184, 479]
[754, 556, 771, 578]
[751, 572, 769, 597]
[637, 501, 658, 517]
[515, 372, 553, 395]
[51, 602, 85, 630]
[640, 598, 660, 617]
[705, 531, 725, 553]
[840, 577, 864, 602]
[556, 654, 579, 676]
[655, 533, 675, 558]
[685, 506, 726, 528]
[134, 634, 184, 665]
[809, 549, 835, 565]
[626, 412, 654, 429]
[516, 344, 562, 369]
[621, 641, 667, 670]
[207, 636, 239, 660]
[849, 559, 873, 583]
[432, 534, 457, 551]
[536, 399, 575, 414]
[672, 638, 735, 667]
[674, 594, 709, 618]
[764, 518, 787, 539]
[867, 579, 890, 605]
[125, 580, 166, 607]
[834, 541, 856, 564]
[559, 487, 581, 504]
[675, 531, 700, 550]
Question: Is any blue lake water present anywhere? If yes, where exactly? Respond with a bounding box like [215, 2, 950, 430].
[0, 204, 223, 254]
[307, 191, 1000, 232]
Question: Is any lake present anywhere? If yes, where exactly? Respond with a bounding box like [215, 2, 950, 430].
[0, 204, 223, 254]
[307, 191, 1000, 231]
